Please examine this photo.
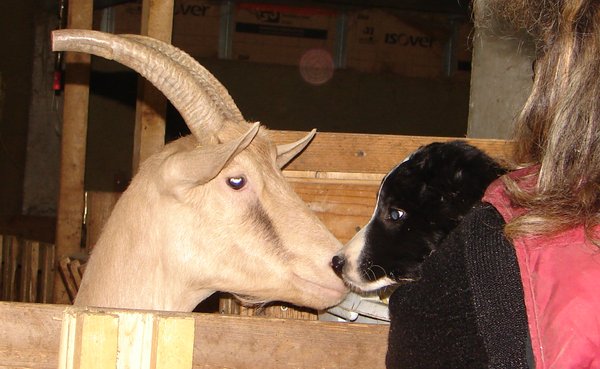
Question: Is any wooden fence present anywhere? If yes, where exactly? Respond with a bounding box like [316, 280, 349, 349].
[0, 234, 55, 303]
[0, 302, 389, 369]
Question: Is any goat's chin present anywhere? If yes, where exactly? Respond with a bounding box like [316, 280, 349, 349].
[290, 273, 348, 310]
[228, 273, 348, 311]
[232, 277, 347, 311]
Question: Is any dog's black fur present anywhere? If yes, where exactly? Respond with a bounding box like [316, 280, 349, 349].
[333, 140, 506, 292]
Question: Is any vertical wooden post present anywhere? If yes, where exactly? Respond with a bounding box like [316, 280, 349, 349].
[132, 0, 174, 174]
[58, 307, 194, 369]
[54, 0, 93, 304]
[40, 242, 56, 303]
[19, 240, 40, 302]
[1, 235, 18, 301]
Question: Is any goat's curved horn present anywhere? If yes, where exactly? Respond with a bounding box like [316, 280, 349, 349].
[120, 34, 245, 124]
[52, 29, 230, 137]
[276, 129, 317, 168]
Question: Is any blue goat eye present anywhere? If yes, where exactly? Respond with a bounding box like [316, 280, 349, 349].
[227, 176, 246, 190]
[389, 208, 405, 221]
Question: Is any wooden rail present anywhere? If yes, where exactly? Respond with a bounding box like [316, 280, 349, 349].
[271, 131, 513, 174]
[0, 302, 389, 369]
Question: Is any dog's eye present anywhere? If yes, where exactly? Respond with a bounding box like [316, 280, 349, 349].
[389, 208, 405, 221]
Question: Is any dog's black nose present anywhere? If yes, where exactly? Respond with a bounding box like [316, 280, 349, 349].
[331, 255, 345, 277]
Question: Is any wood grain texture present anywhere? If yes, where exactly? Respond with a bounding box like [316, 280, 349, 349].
[0, 302, 388, 369]
[54, 0, 93, 305]
[289, 180, 380, 243]
[271, 130, 514, 174]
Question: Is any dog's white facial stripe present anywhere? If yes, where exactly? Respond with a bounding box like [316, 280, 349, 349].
[336, 153, 416, 293]
[342, 226, 367, 282]
[339, 223, 399, 293]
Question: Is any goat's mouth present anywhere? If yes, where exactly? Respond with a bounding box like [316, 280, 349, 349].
[292, 273, 348, 309]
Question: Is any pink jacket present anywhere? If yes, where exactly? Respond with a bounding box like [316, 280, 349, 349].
[483, 167, 600, 368]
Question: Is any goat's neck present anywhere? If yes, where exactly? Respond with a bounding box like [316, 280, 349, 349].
[76, 242, 215, 311]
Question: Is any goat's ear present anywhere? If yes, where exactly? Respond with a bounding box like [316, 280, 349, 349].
[276, 129, 316, 168]
[162, 122, 260, 194]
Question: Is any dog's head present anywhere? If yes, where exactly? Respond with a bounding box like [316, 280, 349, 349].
[332, 141, 505, 292]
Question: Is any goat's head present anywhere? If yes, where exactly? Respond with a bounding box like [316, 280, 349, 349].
[52, 30, 347, 311]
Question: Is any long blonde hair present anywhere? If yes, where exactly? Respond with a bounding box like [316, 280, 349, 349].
[477, 0, 600, 240]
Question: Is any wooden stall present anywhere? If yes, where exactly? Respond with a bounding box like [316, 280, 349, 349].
[0, 130, 512, 368]
[0, 0, 519, 367]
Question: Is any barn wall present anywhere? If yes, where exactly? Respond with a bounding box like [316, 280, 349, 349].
[467, 2, 535, 139]
[0, 0, 36, 223]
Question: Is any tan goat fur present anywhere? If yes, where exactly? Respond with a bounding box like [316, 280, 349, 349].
[53, 30, 347, 312]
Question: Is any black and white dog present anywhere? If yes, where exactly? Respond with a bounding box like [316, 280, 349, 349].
[331, 141, 505, 293]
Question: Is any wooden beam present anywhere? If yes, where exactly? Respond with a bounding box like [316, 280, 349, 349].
[54, 0, 93, 304]
[271, 130, 514, 173]
[0, 302, 389, 369]
[131, 0, 174, 174]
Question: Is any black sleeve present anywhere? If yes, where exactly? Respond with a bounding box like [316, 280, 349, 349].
[386, 203, 530, 369]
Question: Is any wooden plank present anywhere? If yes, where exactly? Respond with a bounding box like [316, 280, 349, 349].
[53, 307, 196, 369]
[40, 242, 56, 303]
[58, 258, 79, 303]
[0, 302, 388, 369]
[20, 239, 30, 302]
[153, 315, 195, 369]
[289, 179, 379, 243]
[68, 259, 83, 292]
[0, 302, 62, 369]
[54, 0, 93, 305]
[234, 301, 318, 321]
[1, 235, 19, 301]
[19, 240, 40, 302]
[131, 0, 174, 174]
[115, 311, 155, 369]
[271, 130, 514, 174]
[30, 241, 40, 302]
[58, 308, 119, 369]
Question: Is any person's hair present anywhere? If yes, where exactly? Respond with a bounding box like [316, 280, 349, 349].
[476, 0, 600, 241]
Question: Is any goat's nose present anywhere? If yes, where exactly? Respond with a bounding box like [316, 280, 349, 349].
[331, 255, 345, 277]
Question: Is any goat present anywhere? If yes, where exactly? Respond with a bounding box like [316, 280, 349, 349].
[52, 29, 348, 312]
